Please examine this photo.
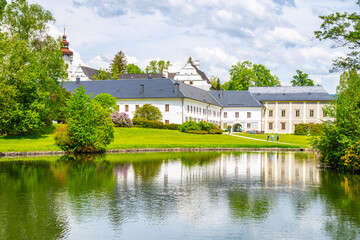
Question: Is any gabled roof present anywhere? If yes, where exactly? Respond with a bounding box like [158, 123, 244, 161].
[80, 66, 101, 80]
[63, 78, 222, 107]
[190, 63, 211, 84]
[117, 73, 163, 79]
[209, 90, 264, 108]
[249, 86, 333, 101]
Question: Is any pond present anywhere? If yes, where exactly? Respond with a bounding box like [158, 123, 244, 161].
[0, 151, 359, 239]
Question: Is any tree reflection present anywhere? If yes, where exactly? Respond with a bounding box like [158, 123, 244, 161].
[228, 189, 275, 222]
[179, 152, 222, 167]
[0, 161, 67, 239]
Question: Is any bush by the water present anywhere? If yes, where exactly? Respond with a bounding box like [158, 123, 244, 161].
[111, 112, 133, 127]
[312, 70, 360, 172]
[295, 123, 323, 135]
[179, 119, 222, 134]
[54, 86, 114, 153]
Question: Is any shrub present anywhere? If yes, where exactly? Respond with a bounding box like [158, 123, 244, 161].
[133, 104, 162, 121]
[339, 141, 360, 172]
[111, 112, 133, 127]
[294, 123, 309, 135]
[163, 123, 180, 130]
[309, 124, 323, 135]
[179, 119, 222, 134]
[54, 86, 114, 153]
[94, 93, 117, 113]
[133, 117, 164, 129]
[179, 119, 200, 132]
[187, 130, 208, 134]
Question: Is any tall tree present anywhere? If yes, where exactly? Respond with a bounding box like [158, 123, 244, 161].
[223, 61, 281, 90]
[0, 0, 67, 135]
[110, 50, 127, 76]
[145, 60, 171, 73]
[314, 3, 360, 72]
[291, 70, 315, 86]
[126, 63, 143, 74]
[92, 68, 110, 80]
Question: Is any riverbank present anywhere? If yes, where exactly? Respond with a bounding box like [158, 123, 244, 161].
[0, 127, 310, 154]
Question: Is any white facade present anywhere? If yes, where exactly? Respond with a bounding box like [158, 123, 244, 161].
[116, 98, 222, 125]
[71, 65, 90, 81]
[222, 107, 263, 132]
[174, 60, 212, 91]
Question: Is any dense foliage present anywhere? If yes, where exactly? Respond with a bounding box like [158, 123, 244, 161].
[92, 68, 110, 80]
[126, 63, 143, 74]
[111, 112, 133, 127]
[223, 61, 281, 90]
[314, 2, 360, 72]
[145, 60, 171, 74]
[133, 104, 162, 121]
[312, 70, 360, 172]
[0, 0, 67, 135]
[291, 70, 315, 86]
[132, 117, 180, 130]
[179, 119, 222, 134]
[110, 50, 127, 76]
[54, 86, 114, 152]
[294, 123, 323, 135]
[94, 93, 117, 113]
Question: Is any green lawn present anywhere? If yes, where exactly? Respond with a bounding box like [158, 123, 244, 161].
[0, 127, 307, 153]
[234, 132, 311, 148]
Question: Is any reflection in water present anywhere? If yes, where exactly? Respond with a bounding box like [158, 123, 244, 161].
[0, 152, 359, 239]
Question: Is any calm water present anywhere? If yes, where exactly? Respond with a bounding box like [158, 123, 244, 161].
[0, 151, 359, 240]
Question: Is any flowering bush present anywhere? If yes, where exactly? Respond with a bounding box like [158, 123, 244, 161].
[339, 141, 360, 172]
[111, 112, 133, 127]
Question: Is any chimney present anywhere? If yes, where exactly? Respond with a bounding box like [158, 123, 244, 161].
[219, 88, 223, 98]
[163, 68, 169, 78]
[194, 60, 200, 68]
[174, 82, 180, 94]
[140, 84, 144, 96]
[76, 77, 80, 84]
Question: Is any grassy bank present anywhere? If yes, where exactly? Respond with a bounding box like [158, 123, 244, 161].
[234, 132, 310, 148]
[0, 127, 307, 153]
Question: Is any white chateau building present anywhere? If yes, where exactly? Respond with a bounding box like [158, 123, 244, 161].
[62, 34, 332, 133]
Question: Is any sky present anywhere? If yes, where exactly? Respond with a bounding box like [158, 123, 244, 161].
[31, 0, 358, 94]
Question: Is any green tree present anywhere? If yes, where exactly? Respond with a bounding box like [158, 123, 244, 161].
[93, 68, 110, 80]
[223, 61, 281, 90]
[126, 63, 143, 74]
[145, 60, 171, 73]
[210, 76, 222, 90]
[314, 3, 360, 72]
[291, 70, 315, 86]
[312, 69, 360, 172]
[49, 88, 71, 123]
[110, 50, 127, 76]
[0, 0, 67, 135]
[94, 93, 117, 113]
[54, 86, 114, 152]
[133, 104, 162, 121]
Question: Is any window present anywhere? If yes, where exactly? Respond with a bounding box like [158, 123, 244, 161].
[269, 110, 273, 117]
[186, 117, 188, 121]
[135, 105, 139, 110]
[203, 109, 206, 115]
[165, 104, 169, 112]
[117, 105, 120, 111]
[165, 120, 169, 124]
[235, 112, 239, 118]
[224, 112, 227, 118]
[208, 110, 211, 116]
[281, 110, 286, 117]
[247, 123, 251, 128]
[247, 112, 251, 118]
[125, 105, 129, 112]
[213, 111, 216, 117]
[191, 106, 193, 113]
[310, 109, 314, 117]
[281, 122, 286, 130]
[190, 81, 193, 85]
[295, 110, 300, 117]
[269, 122, 273, 130]
[187, 105, 189, 113]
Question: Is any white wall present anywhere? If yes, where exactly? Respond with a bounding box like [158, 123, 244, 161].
[183, 98, 222, 125]
[221, 107, 263, 131]
[117, 98, 183, 124]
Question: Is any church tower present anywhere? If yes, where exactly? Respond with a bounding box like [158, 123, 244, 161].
[61, 28, 74, 78]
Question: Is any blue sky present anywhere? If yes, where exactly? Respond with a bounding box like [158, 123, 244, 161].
[32, 0, 358, 93]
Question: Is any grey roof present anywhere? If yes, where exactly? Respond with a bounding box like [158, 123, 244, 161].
[249, 86, 333, 101]
[190, 63, 211, 84]
[209, 90, 264, 108]
[117, 73, 164, 79]
[63, 78, 221, 107]
[80, 66, 101, 80]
